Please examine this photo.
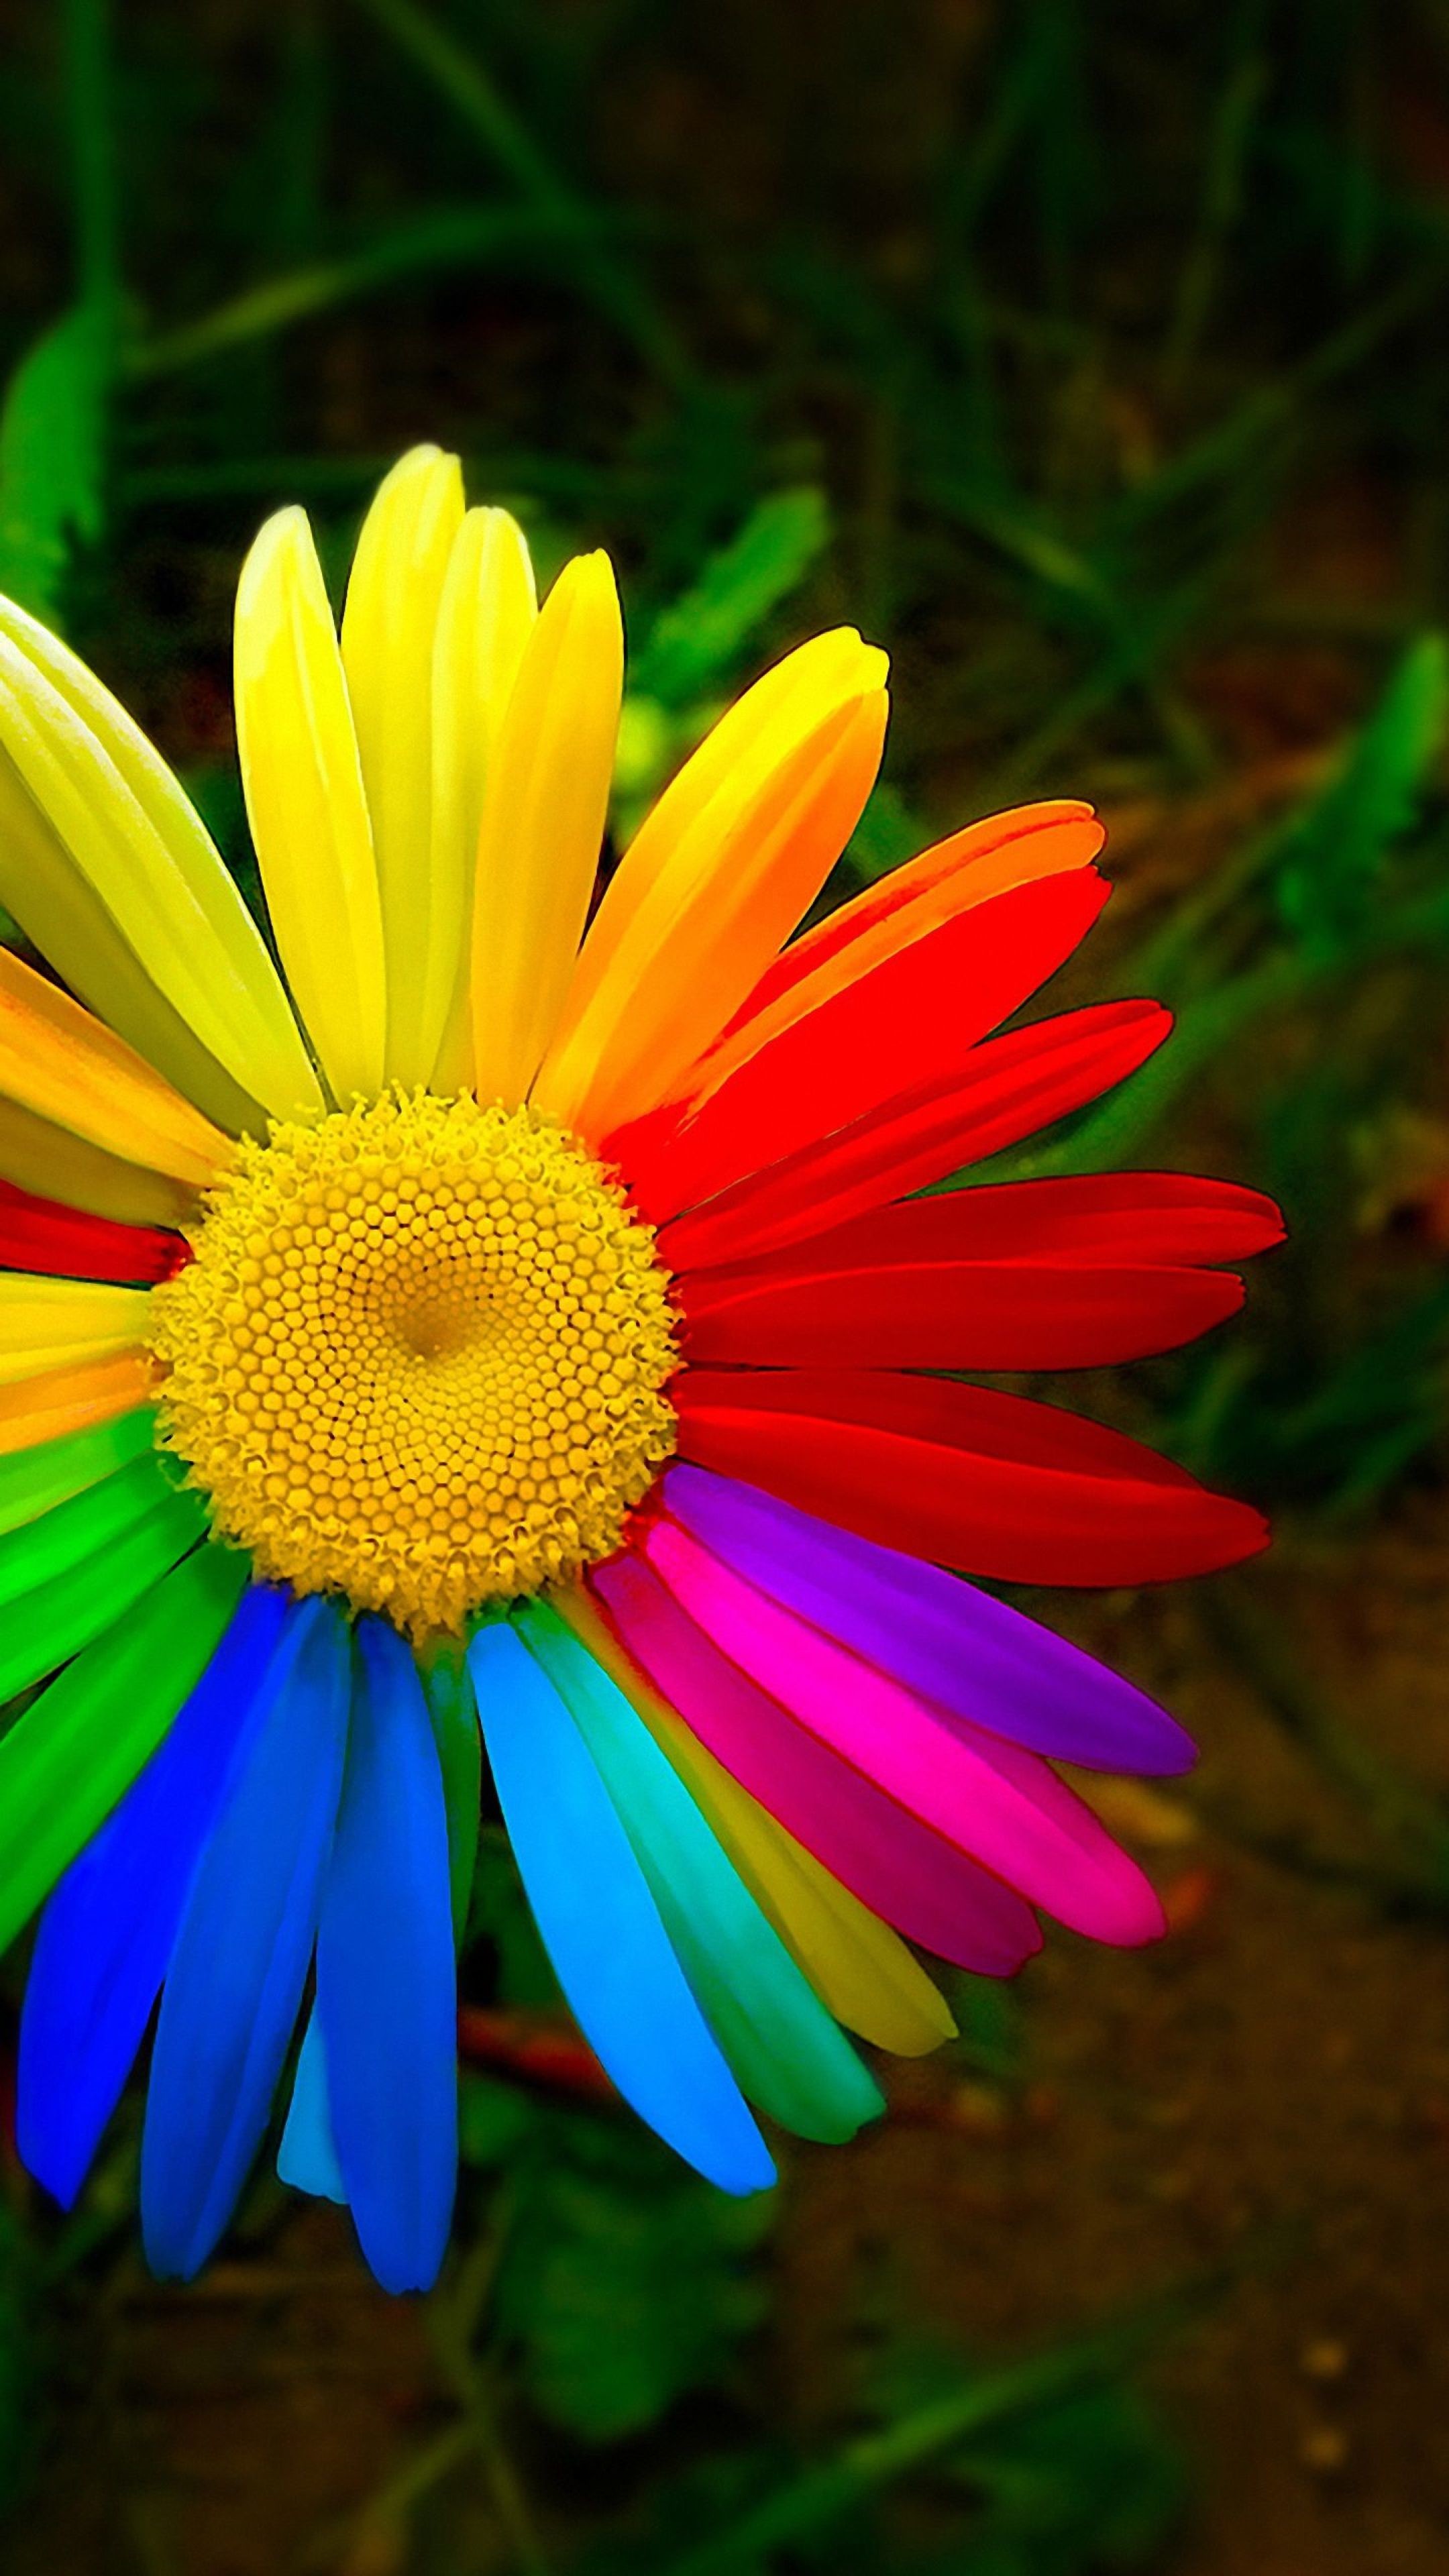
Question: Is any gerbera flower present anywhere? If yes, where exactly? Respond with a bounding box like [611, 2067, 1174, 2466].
[0, 446, 1280, 2295]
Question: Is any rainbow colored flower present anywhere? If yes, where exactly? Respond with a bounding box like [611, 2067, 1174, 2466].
[0, 447, 1280, 2292]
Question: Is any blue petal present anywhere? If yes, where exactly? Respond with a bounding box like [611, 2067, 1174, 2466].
[314, 1618, 456, 2294]
[468, 1621, 774, 2197]
[17, 1582, 291, 2209]
[276, 2009, 347, 2205]
[140, 1594, 350, 2280]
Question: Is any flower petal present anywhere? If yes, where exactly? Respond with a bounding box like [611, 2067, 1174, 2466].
[0, 1479, 206, 1701]
[674, 1366, 1268, 1587]
[518, 1599, 883, 2144]
[615, 869, 1109, 1222]
[720, 800, 1103, 1040]
[0, 1538, 249, 1962]
[470, 553, 623, 1107]
[276, 2013, 347, 2203]
[428, 506, 537, 1091]
[643, 1518, 1163, 1946]
[0, 1448, 195, 1609]
[313, 1617, 457, 2294]
[234, 506, 387, 1104]
[651, 1000, 1172, 1271]
[17, 1583, 290, 2207]
[0, 1093, 196, 1232]
[0, 944, 230, 1187]
[0, 1350, 155, 1458]
[339, 446, 466, 1087]
[468, 1619, 774, 2195]
[0, 1274, 153, 1385]
[536, 635, 888, 1137]
[557, 1585, 955, 2056]
[681, 1235, 1244, 1373]
[0, 1407, 157, 1536]
[142, 1595, 350, 2279]
[0, 596, 319, 1124]
[540, 633, 884, 1108]
[0, 1175, 182, 1286]
[590, 1548, 1042, 1974]
[661, 1465, 1194, 1774]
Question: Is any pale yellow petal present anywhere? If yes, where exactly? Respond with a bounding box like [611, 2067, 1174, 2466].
[470, 551, 623, 1107]
[0, 596, 321, 1125]
[428, 507, 537, 1092]
[535, 629, 888, 1134]
[0, 945, 229, 1188]
[235, 508, 388, 1106]
[0, 1095, 196, 1230]
[340, 446, 466, 1086]
[0, 1275, 152, 1385]
[558, 1586, 956, 2058]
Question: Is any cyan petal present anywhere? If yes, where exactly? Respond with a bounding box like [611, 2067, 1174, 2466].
[468, 1621, 773, 2197]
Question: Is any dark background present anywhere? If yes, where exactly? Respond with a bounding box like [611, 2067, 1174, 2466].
[3, 3, 1449, 2570]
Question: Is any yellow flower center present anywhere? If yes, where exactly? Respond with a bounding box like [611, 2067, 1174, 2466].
[148, 1093, 679, 1640]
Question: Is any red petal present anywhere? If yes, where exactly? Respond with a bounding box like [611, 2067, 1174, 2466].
[614, 869, 1110, 1222]
[651, 999, 1171, 1270]
[713, 800, 1104, 1046]
[673, 1367, 1267, 1585]
[0, 1176, 186, 1285]
[687, 1170, 1285, 1281]
[682, 1255, 1244, 1371]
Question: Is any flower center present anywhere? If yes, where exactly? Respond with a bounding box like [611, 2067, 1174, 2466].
[148, 1093, 679, 1640]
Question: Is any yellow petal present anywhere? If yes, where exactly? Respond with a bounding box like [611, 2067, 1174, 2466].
[535, 630, 888, 1136]
[0, 1275, 152, 1385]
[557, 1585, 956, 2058]
[429, 506, 538, 1091]
[0, 946, 230, 1189]
[470, 551, 623, 1107]
[340, 447, 466, 1086]
[0, 1095, 196, 1230]
[235, 507, 387, 1105]
[0, 596, 321, 1126]
[0, 1352, 156, 1457]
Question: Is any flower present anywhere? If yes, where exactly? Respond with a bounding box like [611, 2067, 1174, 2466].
[0, 445, 1281, 2295]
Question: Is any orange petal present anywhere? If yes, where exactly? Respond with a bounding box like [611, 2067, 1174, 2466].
[0, 1351, 157, 1457]
[0, 946, 231, 1189]
[537, 645, 888, 1140]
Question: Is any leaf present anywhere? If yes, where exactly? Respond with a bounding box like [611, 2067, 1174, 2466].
[630, 490, 830, 708]
[1272, 634, 1449, 963]
[0, 307, 111, 626]
[497, 2118, 773, 2440]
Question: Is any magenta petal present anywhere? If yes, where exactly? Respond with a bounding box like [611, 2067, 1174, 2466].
[641, 1519, 1164, 1947]
[590, 1548, 1041, 1976]
[661, 1463, 1193, 1776]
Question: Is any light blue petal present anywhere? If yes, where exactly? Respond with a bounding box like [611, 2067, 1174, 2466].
[468, 1621, 774, 2198]
[140, 1594, 350, 2280]
[276, 2009, 347, 2205]
[516, 1601, 883, 2144]
[315, 1618, 456, 2294]
[17, 1582, 291, 2208]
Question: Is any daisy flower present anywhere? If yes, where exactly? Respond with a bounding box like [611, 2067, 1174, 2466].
[0, 447, 1281, 2294]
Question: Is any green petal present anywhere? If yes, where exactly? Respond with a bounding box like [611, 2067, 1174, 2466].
[0, 1407, 157, 1537]
[0, 1448, 193, 1610]
[421, 1640, 482, 1943]
[0, 1484, 207, 1701]
[0, 1540, 250, 1956]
